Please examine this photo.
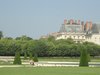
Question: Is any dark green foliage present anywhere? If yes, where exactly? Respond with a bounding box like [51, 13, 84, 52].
[33, 53, 38, 62]
[15, 35, 33, 40]
[13, 51, 22, 65]
[47, 36, 55, 42]
[0, 31, 3, 39]
[29, 52, 33, 60]
[24, 52, 27, 59]
[22, 43, 28, 60]
[87, 53, 91, 62]
[0, 32, 100, 57]
[4, 37, 13, 40]
[79, 45, 89, 67]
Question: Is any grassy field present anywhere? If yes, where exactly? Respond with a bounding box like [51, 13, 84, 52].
[0, 67, 100, 75]
[38, 57, 100, 62]
[38, 57, 79, 62]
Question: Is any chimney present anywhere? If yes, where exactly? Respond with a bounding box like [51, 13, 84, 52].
[86, 21, 88, 31]
[81, 21, 84, 25]
[64, 19, 67, 25]
[78, 20, 80, 25]
[89, 21, 92, 30]
[75, 20, 77, 24]
[81, 21, 84, 31]
[72, 19, 74, 24]
[70, 19, 73, 25]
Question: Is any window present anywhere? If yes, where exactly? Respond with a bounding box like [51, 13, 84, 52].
[78, 36, 80, 39]
[82, 36, 84, 39]
[68, 36, 71, 38]
[73, 36, 75, 39]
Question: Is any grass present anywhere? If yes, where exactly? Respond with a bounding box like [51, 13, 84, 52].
[38, 57, 79, 62]
[0, 67, 100, 75]
[38, 57, 100, 62]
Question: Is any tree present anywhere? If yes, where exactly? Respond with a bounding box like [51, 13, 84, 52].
[87, 53, 91, 62]
[15, 35, 33, 41]
[4, 37, 13, 40]
[46, 42, 56, 56]
[79, 45, 89, 67]
[13, 51, 22, 65]
[24, 52, 27, 60]
[29, 52, 33, 60]
[27, 40, 35, 59]
[22, 43, 28, 59]
[66, 38, 75, 44]
[0, 31, 3, 39]
[33, 40, 48, 57]
[47, 36, 55, 42]
[33, 53, 38, 62]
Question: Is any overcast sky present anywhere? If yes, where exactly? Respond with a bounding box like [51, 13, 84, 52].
[0, 0, 100, 39]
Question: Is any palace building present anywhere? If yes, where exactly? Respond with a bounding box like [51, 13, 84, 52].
[41, 19, 100, 45]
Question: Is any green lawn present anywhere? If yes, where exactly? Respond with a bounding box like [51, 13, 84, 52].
[38, 57, 100, 62]
[0, 67, 100, 75]
[38, 57, 80, 62]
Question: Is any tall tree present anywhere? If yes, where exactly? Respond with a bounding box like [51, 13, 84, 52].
[79, 45, 89, 67]
[33, 53, 38, 62]
[15, 35, 33, 40]
[22, 43, 28, 59]
[0, 31, 3, 39]
[47, 36, 55, 42]
[13, 51, 22, 65]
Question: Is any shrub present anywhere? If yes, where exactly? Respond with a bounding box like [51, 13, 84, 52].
[13, 51, 22, 65]
[87, 53, 91, 62]
[29, 52, 33, 60]
[79, 45, 89, 67]
[33, 53, 38, 62]
[24, 52, 27, 60]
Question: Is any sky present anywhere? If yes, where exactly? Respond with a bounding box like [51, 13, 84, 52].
[0, 0, 100, 39]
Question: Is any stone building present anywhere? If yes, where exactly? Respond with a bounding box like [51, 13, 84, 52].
[41, 19, 100, 45]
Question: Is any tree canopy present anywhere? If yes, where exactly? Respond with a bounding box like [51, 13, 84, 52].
[0, 31, 100, 57]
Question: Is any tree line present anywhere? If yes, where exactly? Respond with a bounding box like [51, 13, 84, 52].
[0, 31, 100, 57]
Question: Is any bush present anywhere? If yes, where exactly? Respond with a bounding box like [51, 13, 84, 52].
[24, 52, 27, 60]
[33, 53, 38, 62]
[87, 53, 91, 62]
[13, 51, 22, 65]
[29, 52, 33, 60]
[79, 45, 89, 67]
